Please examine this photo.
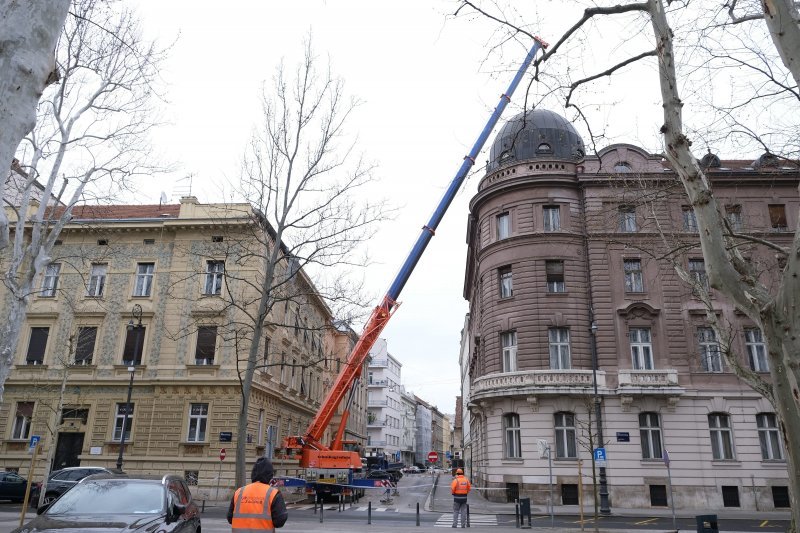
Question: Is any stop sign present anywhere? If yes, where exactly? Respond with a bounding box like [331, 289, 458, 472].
[220, 448, 226, 461]
[427, 451, 438, 463]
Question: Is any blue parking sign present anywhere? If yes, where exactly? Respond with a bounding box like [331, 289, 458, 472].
[29, 435, 40, 451]
[593, 447, 607, 462]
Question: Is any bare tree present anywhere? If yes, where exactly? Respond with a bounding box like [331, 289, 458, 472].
[195, 40, 387, 487]
[457, 0, 800, 525]
[0, 0, 166, 402]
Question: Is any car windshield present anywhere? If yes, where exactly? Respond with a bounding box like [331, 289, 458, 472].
[47, 480, 165, 515]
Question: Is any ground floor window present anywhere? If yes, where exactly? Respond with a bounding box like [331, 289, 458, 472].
[772, 486, 790, 508]
[561, 484, 578, 505]
[649, 485, 667, 506]
[721, 485, 740, 507]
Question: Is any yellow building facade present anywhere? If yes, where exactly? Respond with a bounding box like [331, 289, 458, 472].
[0, 196, 366, 499]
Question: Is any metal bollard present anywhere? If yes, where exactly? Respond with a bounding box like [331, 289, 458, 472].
[515, 501, 520, 528]
[416, 502, 420, 527]
[368, 500, 372, 524]
[314, 495, 318, 514]
[338, 493, 342, 512]
[467, 503, 470, 528]
[319, 499, 324, 523]
[201, 500, 206, 514]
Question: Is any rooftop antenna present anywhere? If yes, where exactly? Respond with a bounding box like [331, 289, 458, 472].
[173, 173, 194, 198]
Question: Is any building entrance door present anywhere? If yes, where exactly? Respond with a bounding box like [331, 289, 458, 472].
[52, 433, 85, 470]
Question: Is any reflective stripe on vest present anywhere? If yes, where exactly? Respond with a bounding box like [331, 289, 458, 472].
[231, 483, 277, 533]
[451, 476, 471, 495]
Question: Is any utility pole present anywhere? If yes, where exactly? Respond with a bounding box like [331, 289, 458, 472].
[589, 320, 610, 514]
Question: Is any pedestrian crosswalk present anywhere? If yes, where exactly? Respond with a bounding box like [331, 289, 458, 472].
[434, 513, 498, 527]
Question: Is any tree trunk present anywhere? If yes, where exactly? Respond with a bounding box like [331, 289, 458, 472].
[761, 0, 800, 86]
[0, 0, 69, 186]
[650, 0, 800, 526]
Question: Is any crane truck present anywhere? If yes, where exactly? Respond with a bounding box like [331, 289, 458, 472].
[276, 36, 548, 500]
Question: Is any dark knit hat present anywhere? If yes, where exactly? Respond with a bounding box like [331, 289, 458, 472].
[252, 456, 274, 483]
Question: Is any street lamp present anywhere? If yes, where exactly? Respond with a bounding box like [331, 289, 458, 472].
[589, 320, 611, 514]
[116, 304, 143, 471]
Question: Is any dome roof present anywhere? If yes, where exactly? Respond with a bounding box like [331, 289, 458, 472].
[487, 109, 585, 171]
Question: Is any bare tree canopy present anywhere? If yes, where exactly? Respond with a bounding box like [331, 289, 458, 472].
[1, 0, 166, 402]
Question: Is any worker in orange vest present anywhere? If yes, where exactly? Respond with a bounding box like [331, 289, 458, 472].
[450, 468, 471, 528]
[227, 457, 288, 532]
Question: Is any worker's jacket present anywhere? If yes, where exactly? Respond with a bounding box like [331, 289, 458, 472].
[451, 475, 471, 503]
[231, 482, 278, 533]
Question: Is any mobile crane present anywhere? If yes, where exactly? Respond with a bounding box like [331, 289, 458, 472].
[279, 36, 549, 498]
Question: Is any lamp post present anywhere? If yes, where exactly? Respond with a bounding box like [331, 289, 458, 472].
[116, 304, 143, 471]
[589, 320, 611, 514]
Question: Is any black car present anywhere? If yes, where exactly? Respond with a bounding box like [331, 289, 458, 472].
[365, 470, 391, 481]
[0, 471, 31, 502]
[31, 466, 115, 506]
[13, 473, 200, 533]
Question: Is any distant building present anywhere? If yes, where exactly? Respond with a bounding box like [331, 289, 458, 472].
[461, 109, 795, 510]
[365, 339, 402, 463]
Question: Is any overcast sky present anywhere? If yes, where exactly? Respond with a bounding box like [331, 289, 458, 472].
[128, 1, 678, 412]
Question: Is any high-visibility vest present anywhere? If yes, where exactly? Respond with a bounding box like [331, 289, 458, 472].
[231, 482, 278, 533]
[451, 475, 471, 496]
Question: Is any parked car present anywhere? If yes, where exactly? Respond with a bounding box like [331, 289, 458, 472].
[365, 470, 391, 481]
[31, 466, 116, 506]
[0, 471, 30, 503]
[13, 473, 200, 533]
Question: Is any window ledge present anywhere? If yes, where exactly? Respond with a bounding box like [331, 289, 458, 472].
[499, 296, 515, 302]
[16, 363, 48, 370]
[501, 459, 524, 464]
[710, 460, 740, 466]
[181, 441, 208, 446]
[546, 291, 569, 296]
[553, 458, 579, 463]
[106, 440, 135, 446]
[760, 460, 787, 466]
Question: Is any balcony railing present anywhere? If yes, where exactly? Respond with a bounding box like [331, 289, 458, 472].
[367, 379, 389, 387]
[370, 358, 389, 367]
[471, 369, 607, 400]
[367, 400, 388, 407]
[618, 369, 681, 389]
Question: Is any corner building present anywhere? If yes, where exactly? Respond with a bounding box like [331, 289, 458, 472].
[463, 109, 795, 510]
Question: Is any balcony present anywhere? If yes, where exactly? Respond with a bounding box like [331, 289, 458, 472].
[617, 369, 684, 395]
[368, 379, 389, 387]
[369, 358, 389, 368]
[471, 369, 608, 401]
[367, 400, 388, 407]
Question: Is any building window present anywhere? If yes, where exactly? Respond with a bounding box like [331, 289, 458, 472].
[204, 260, 224, 295]
[86, 263, 107, 297]
[708, 413, 735, 460]
[503, 413, 521, 458]
[194, 326, 217, 364]
[688, 258, 709, 292]
[26, 327, 49, 365]
[649, 485, 668, 507]
[74, 326, 97, 365]
[11, 402, 34, 440]
[122, 325, 146, 365]
[639, 412, 662, 459]
[768, 204, 787, 231]
[756, 413, 783, 461]
[501, 331, 517, 372]
[624, 259, 644, 292]
[745, 328, 768, 372]
[619, 206, 637, 232]
[630, 328, 654, 370]
[614, 162, 632, 173]
[773, 486, 790, 508]
[41, 263, 61, 297]
[133, 263, 155, 297]
[187, 403, 208, 442]
[682, 206, 698, 232]
[546, 260, 565, 293]
[543, 205, 560, 232]
[549, 328, 571, 369]
[698, 327, 722, 372]
[497, 212, 510, 240]
[722, 486, 740, 507]
[184, 471, 199, 486]
[499, 266, 513, 298]
[725, 204, 743, 231]
[113, 403, 134, 442]
[554, 412, 577, 459]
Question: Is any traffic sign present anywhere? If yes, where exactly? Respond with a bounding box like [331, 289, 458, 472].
[28, 435, 40, 452]
[594, 447, 607, 466]
[427, 451, 438, 463]
[220, 448, 226, 461]
[662, 449, 670, 467]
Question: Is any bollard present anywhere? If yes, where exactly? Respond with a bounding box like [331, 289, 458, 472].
[338, 493, 342, 512]
[416, 502, 420, 526]
[515, 501, 520, 528]
[368, 500, 372, 524]
[319, 499, 324, 523]
[467, 503, 470, 528]
[314, 495, 317, 514]
[202, 500, 206, 514]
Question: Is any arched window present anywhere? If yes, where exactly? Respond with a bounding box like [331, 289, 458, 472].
[503, 413, 522, 458]
[537, 143, 552, 154]
[614, 162, 632, 173]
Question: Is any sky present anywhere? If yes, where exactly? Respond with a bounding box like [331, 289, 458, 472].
[128, 1, 672, 412]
